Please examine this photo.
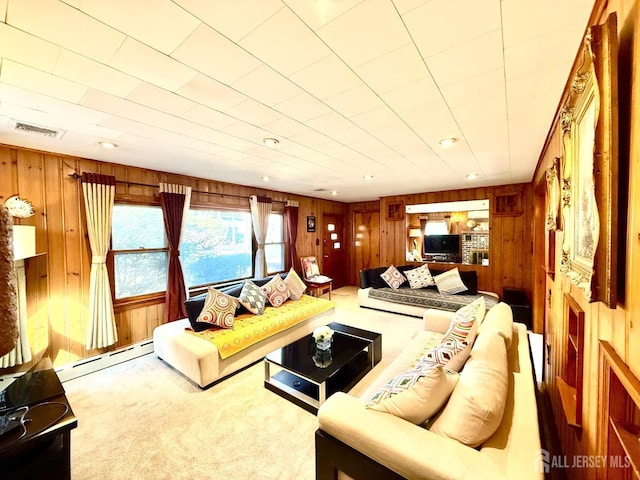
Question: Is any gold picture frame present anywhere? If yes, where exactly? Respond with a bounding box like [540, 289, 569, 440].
[559, 15, 618, 308]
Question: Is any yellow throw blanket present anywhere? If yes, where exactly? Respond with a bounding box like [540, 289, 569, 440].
[188, 295, 334, 359]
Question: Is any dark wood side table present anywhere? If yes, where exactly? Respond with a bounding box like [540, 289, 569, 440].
[305, 280, 332, 299]
[0, 358, 77, 480]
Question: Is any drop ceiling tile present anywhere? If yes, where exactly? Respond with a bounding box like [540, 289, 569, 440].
[403, 0, 500, 57]
[54, 49, 141, 98]
[282, 0, 363, 30]
[223, 121, 270, 142]
[171, 23, 262, 85]
[239, 7, 331, 76]
[1, 60, 87, 103]
[356, 44, 427, 94]
[232, 65, 302, 106]
[100, 116, 194, 146]
[217, 135, 261, 152]
[109, 37, 198, 91]
[324, 84, 383, 118]
[425, 30, 503, 86]
[274, 92, 332, 122]
[305, 111, 354, 135]
[350, 106, 399, 131]
[226, 99, 280, 126]
[381, 76, 442, 113]
[289, 54, 362, 100]
[126, 82, 196, 116]
[0, 0, 7, 21]
[288, 129, 333, 147]
[7, 0, 125, 64]
[78, 0, 199, 55]
[182, 125, 230, 144]
[185, 139, 227, 155]
[81, 88, 195, 133]
[182, 105, 237, 130]
[402, 100, 458, 140]
[392, 0, 429, 15]
[261, 116, 308, 138]
[329, 126, 372, 145]
[440, 67, 505, 109]
[173, 0, 283, 42]
[177, 74, 246, 112]
[316, 0, 410, 67]
[0, 23, 61, 72]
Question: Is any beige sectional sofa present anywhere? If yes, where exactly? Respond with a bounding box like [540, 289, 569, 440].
[316, 302, 542, 480]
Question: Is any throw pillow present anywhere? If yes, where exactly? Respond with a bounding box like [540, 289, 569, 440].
[238, 280, 267, 315]
[433, 268, 468, 295]
[261, 274, 290, 307]
[415, 337, 468, 372]
[368, 366, 459, 425]
[439, 297, 486, 371]
[404, 264, 435, 289]
[380, 264, 406, 289]
[429, 333, 508, 447]
[196, 287, 239, 329]
[284, 268, 306, 300]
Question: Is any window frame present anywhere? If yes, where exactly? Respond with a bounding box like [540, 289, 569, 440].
[264, 211, 285, 275]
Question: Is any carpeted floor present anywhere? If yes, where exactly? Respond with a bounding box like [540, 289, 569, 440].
[63, 286, 422, 480]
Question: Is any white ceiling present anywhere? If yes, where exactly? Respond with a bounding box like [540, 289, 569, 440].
[0, 0, 595, 202]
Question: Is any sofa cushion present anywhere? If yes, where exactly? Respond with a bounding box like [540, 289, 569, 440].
[238, 280, 267, 315]
[261, 274, 290, 307]
[433, 268, 468, 295]
[477, 302, 514, 348]
[367, 366, 459, 424]
[195, 287, 239, 330]
[404, 264, 435, 289]
[284, 268, 306, 300]
[380, 264, 407, 289]
[429, 332, 508, 447]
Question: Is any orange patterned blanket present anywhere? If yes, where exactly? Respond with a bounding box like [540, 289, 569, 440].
[187, 295, 334, 359]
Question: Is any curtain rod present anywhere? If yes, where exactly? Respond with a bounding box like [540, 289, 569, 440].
[68, 172, 286, 203]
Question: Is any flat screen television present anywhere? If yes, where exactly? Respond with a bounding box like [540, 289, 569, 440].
[423, 234, 460, 255]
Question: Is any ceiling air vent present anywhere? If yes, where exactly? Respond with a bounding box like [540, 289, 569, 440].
[313, 188, 328, 192]
[14, 122, 61, 138]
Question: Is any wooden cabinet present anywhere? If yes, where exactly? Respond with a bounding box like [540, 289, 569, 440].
[557, 292, 584, 428]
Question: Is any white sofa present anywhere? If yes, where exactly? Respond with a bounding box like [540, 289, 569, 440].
[316, 303, 542, 480]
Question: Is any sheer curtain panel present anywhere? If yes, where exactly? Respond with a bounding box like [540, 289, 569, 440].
[249, 195, 272, 278]
[285, 200, 299, 272]
[82, 173, 117, 350]
[159, 183, 192, 322]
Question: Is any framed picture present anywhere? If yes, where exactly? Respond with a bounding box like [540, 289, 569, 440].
[306, 215, 316, 232]
[559, 16, 618, 307]
[386, 201, 404, 221]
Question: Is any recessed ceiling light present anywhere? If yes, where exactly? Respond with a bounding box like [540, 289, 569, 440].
[331, 190, 338, 196]
[261, 175, 270, 182]
[466, 173, 478, 180]
[363, 175, 373, 181]
[99, 141, 117, 149]
[439, 137, 457, 148]
[262, 137, 279, 147]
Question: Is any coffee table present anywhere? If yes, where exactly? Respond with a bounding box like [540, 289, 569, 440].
[264, 322, 381, 414]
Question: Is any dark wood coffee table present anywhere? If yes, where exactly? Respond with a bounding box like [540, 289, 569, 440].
[264, 322, 381, 414]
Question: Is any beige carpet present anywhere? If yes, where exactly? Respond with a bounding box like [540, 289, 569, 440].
[64, 287, 422, 480]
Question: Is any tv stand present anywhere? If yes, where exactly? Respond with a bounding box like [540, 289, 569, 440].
[424, 253, 459, 263]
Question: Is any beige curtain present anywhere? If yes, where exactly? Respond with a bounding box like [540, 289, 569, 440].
[249, 195, 272, 278]
[82, 173, 117, 349]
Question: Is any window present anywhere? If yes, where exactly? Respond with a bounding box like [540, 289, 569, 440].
[265, 213, 284, 274]
[112, 205, 168, 299]
[181, 209, 252, 288]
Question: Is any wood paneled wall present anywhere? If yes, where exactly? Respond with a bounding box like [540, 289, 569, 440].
[375, 184, 534, 303]
[0, 144, 346, 367]
[532, 1, 640, 478]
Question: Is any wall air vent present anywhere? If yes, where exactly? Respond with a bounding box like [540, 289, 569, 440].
[14, 122, 61, 138]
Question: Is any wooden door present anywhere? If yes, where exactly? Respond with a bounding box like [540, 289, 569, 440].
[321, 214, 347, 288]
[353, 210, 380, 286]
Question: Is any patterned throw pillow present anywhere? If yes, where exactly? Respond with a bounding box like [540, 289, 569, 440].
[380, 264, 406, 289]
[261, 274, 290, 307]
[367, 366, 459, 425]
[433, 268, 468, 294]
[415, 337, 468, 371]
[284, 268, 306, 300]
[443, 296, 486, 343]
[196, 287, 239, 329]
[404, 264, 435, 289]
[238, 280, 267, 315]
[367, 364, 433, 405]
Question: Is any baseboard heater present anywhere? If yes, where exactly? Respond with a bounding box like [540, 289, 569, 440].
[55, 340, 155, 383]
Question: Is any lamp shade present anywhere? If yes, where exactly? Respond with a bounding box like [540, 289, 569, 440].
[13, 225, 36, 261]
[408, 228, 422, 238]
